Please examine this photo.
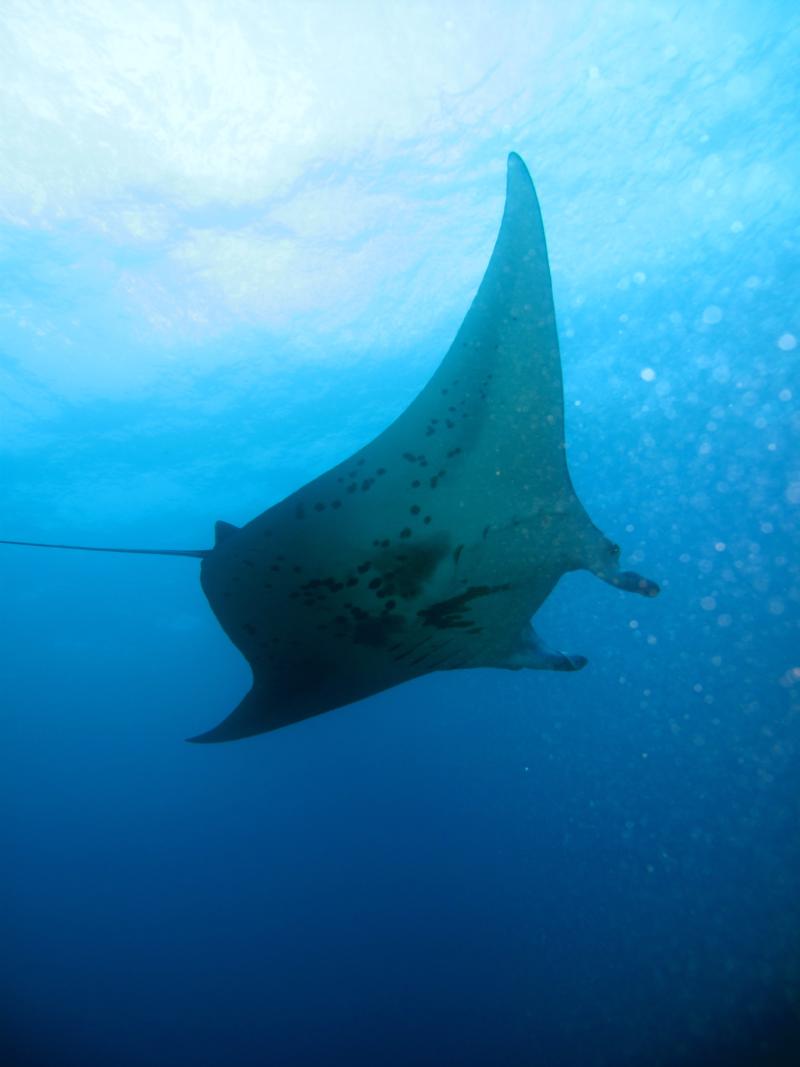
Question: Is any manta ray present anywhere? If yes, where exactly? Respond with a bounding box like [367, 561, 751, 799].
[2, 154, 658, 742]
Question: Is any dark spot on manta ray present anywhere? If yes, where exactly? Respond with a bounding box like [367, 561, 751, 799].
[402, 452, 416, 462]
[418, 584, 511, 630]
[295, 504, 305, 520]
[314, 502, 326, 512]
[357, 562, 372, 574]
[353, 614, 405, 647]
[331, 500, 342, 509]
[361, 478, 374, 491]
[376, 468, 387, 476]
[368, 577, 382, 589]
[447, 447, 462, 458]
[391, 635, 434, 662]
[383, 538, 449, 598]
[411, 480, 421, 488]
[400, 527, 412, 539]
[410, 505, 421, 515]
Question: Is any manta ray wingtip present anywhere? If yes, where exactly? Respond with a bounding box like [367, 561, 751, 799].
[506, 151, 532, 179]
[185, 733, 212, 745]
[186, 687, 275, 744]
[503, 152, 536, 210]
[185, 720, 247, 745]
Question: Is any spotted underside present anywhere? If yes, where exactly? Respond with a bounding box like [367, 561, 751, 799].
[193, 153, 659, 742]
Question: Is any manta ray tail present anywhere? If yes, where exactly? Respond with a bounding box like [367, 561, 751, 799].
[0, 539, 209, 559]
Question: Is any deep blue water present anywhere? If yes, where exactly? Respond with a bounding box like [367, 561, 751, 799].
[1, 4, 798, 1066]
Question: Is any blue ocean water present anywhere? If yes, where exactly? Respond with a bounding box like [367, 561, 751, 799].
[1, 3, 798, 1065]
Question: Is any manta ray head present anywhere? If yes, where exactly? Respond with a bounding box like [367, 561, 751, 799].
[574, 521, 660, 598]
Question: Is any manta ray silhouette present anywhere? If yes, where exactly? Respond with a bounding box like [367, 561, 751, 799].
[2, 154, 658, 742]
